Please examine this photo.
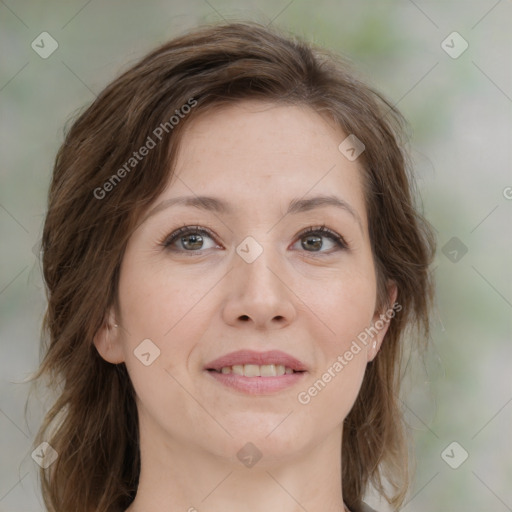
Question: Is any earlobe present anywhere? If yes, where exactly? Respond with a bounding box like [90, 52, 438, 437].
[93, 309, 125, 364]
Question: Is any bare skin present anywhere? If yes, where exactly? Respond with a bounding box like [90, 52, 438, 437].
[94, 100, 396, 512]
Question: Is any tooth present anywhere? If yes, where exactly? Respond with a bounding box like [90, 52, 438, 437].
[243, 364, 260, 377]
[276, 365, 286, 376]
[232, 365, 244, 375]
[221, 364, 296, 377]
[260, 364, 277, 377]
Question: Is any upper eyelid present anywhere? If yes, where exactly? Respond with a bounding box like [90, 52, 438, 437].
[161, 224, 348, 249]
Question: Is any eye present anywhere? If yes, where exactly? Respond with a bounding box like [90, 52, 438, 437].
[161, 224, 349, 255]
[293, 224, 348, 254]
[162, 225, 220, 252]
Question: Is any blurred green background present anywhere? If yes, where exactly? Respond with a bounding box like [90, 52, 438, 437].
[1, 1, 511, 510]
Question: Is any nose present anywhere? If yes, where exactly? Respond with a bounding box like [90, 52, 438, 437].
[221, 240, 297, 330]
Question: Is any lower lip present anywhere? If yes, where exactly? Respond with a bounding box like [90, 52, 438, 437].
[205, 370, 307, 395]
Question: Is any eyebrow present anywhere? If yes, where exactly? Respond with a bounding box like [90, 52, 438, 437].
[144, 194, 363, 230]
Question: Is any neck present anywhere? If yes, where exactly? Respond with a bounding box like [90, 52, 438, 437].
[126, 415, 347, 512]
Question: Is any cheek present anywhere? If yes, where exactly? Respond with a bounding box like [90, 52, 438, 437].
[295, 278, 373, 418]
[295, 264, 377, 345]
[117, 253, 212, 338]
[293, 268, 375, 409]
[297, 356, 366, 430]
[117, 258, 208, 426]
[116, 255, 219, 393]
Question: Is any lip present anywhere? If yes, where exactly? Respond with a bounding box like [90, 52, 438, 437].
[206, 370, 307, 395]
[204, 349, 308, 372]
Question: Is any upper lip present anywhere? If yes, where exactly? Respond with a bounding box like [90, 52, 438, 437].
[204, 350, 308, 372]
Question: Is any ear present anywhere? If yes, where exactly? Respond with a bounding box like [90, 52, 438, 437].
[93, 307, 125, 364]
[367, 281, 398, 362]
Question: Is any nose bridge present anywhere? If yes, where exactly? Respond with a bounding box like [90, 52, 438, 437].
[221, 229, 295, 328]
[236, 232, 283, 297]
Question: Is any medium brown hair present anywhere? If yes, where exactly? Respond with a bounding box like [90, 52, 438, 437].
[31, 20, 436, 512]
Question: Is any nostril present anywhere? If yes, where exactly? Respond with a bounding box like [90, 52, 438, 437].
[240, 315, 250, 321]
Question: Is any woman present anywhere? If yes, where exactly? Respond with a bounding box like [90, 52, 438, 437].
[32, 21, 436, 512]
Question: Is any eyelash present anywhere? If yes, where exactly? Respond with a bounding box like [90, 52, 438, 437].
[160, 224, 349, 255]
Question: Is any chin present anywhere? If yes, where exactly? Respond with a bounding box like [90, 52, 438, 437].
[219, 421, 312, 459]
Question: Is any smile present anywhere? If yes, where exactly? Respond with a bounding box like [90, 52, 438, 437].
[209, 364, 301, 376]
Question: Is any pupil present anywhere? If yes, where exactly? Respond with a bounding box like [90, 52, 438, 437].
[303, 235, 322, 251]
[184, 234, 202, 249]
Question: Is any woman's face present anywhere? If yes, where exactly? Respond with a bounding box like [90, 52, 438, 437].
[96, 100, 395, 466]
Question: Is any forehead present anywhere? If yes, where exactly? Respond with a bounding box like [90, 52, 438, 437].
[161, 100, 368, 225]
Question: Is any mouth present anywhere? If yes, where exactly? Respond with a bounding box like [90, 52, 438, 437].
[206, 364, 305, 377]
[204, 349, 308, 373]
[204, 350, 308, 395]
